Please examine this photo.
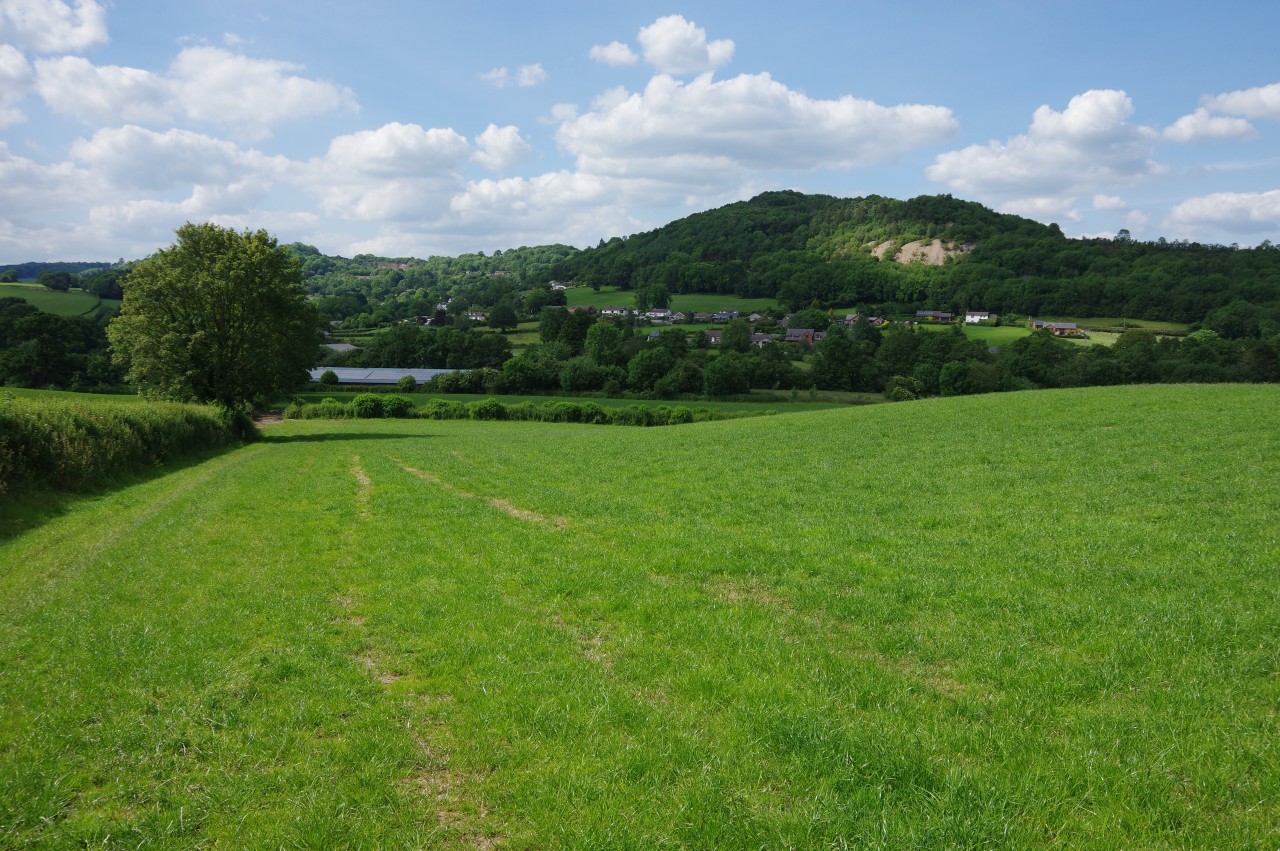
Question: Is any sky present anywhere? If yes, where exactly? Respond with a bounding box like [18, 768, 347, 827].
[2, 0, 1279, 263]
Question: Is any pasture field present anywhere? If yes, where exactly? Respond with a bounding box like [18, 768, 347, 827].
[917, 323, 1033, 347]
[1, 385, 1277, 848]
[0, 283, 119, 317]
[566, 286, 780, 315]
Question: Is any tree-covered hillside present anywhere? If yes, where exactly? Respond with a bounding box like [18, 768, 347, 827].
[294, 243, 579, 328]
[532, 191, 1280, 328]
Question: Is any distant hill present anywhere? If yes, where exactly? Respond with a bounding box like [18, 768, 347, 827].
[532, 191, 1280, 326]
[2, 261, 111, 281]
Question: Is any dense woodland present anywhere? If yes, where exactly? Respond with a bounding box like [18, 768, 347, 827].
[3, 191, 1279, 395]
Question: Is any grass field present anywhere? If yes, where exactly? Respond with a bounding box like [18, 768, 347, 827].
[0, 283, 119, 317]
[917, 323, 1033, 347]
[565, 286, 780, 315]
[1, 385, 1277, 847]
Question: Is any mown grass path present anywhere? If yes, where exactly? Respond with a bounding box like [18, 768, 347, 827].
[1, 385, 1277, 848]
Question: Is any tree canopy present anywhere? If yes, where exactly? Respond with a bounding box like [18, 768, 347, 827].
[108, 223, 322, 409]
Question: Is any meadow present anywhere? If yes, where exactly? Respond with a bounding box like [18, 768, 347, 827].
[565, 286, 780, 314]
[0, 385, 1276, 848]
[0, 283, 120, 317]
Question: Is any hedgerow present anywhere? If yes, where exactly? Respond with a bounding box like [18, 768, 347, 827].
[0, 393, 238, 496]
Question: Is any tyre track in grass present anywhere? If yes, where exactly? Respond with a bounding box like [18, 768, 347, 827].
[330, 450, 504, 847]
[393, 459, 569, 529]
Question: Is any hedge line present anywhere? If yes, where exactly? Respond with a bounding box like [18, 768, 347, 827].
[0, 393, 240, 496]
[284, 394, 769, 427]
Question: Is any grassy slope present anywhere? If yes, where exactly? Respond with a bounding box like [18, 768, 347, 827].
[566, 286, 780, 314]
[1, 385, 1276, 848]
[0, 283, 120, 317]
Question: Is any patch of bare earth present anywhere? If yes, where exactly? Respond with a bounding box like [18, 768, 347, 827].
[397, 461, 568, 529]
[893, 239, 962, 265]
[870, 239, 895, 259]
[352, 456, 372, 519]
[253, 409, 284, 426]
[404, 733, 500, 848]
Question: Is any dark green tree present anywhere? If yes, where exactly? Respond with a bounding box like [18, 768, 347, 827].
[107, 223, 322, 410]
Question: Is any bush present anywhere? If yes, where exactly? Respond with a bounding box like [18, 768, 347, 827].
[380, 394, 416, 418]
[319, 369, 339, 386]
[0, 393, 237, 496]
[468, 397, 505, 420]
[351, 393, 384, 418]
[396, 375, 417, 393]
[418, 398, 468, 420]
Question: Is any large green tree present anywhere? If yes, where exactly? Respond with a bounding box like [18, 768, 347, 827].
[108, 223, 321, 409]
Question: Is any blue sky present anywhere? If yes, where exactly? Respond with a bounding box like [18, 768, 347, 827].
[2, 0, 1278, 262]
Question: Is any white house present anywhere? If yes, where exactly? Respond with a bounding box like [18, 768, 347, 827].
[965, 311, 995, 324]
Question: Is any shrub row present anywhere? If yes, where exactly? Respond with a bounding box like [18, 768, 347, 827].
[0, 393, 240, 496]
[284, 395, 768, 427]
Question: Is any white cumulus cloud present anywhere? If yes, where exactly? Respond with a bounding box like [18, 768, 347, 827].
[34, 47, 356, 135]
[1164, 108, 1257, 143]
[1203, 82, 1280, 121]
[168, 46, 357, 136]
[69, 125, 257, 191]
[637, 15, 733, 74]
[556, 71, 957, 183]
[588, 41, 638, 67]
[472, 124, 530, 172]
[1093, 194, 1127, 211]
[297, 122, 472, 221]
[0, 0, 107, 53]
[1168, 189, 1280, 233]
[35, 56, 172, 125]
[0, 43, 32, 126]
[928, 89, 1163, 207]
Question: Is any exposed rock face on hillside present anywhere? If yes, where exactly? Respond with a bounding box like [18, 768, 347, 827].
[870, 239, 965, 265]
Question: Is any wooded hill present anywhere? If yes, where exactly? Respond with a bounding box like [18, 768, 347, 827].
[531, 191, 1280, 331]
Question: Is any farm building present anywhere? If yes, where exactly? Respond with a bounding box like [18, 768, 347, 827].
[309, 367, 458, 385]
[1032, 320, 1085, 337]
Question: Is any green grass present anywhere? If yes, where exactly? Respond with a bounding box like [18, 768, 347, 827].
[0, 387, 143, 402]
[565, 286, 780, 314]
[0, 284, 119, 317]
[1, 385, 1277, 847]
[917, 323, 1033, 347]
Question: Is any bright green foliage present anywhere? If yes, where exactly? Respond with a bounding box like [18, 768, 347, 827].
[0, 392, 236, 498]
[108, 223, 322, 410]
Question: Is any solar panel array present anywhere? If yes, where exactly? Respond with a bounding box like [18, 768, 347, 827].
[308, 367, 458, 385]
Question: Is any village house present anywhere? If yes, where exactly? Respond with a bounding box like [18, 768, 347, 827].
[645, 308, 674, 323]
[965, 311, 996, 324]
[785, 328, 816, 346]
[704, 329, 723, 345]
[566, 305, 596, 314]
[600, 306, 630, 317]
[750, 333, 777, 347]
[916, 310, 954, 323]
[1032, 320, 1085, 337]
[464, 310, 488, 322]
[549, 281, 567, 290]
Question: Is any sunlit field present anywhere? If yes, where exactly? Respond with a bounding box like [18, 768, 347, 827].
[1, 385, 1276, 848]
